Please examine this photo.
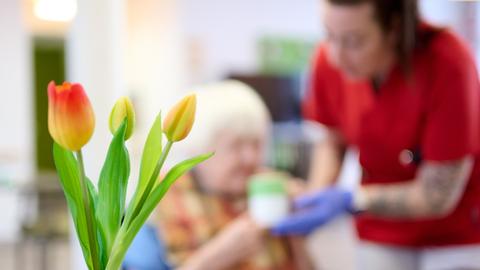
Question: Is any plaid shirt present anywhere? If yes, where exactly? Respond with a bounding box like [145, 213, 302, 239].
[153, 173, 295, 270]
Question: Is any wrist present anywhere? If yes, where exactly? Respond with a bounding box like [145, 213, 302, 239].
[184, 235, 229, 270]
[352, 187, 368, 213]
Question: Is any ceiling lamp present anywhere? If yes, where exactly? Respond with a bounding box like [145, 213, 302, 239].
[34, 0, 77, 22]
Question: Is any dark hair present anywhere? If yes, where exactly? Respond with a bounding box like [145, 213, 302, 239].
[327, 0, 438, 73]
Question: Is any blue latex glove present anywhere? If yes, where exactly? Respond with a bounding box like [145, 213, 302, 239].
[271, 188, 353, 236]
[123, 224, 172, 270]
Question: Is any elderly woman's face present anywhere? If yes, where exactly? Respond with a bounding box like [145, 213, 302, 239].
[199, 128, 266, 197]
[323, 1, 396, 80]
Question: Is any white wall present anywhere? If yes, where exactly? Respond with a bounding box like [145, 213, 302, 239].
[0, 0, 33, 243]
[178, 0, 321, 83]
[420, 0, 479, 66]
[420, 0, 462, 27]
[0, 0, 33, 184]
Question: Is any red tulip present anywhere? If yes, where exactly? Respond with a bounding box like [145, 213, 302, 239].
[48, 81, 95, 151]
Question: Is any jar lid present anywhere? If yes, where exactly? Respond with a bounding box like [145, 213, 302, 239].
[248, 172, 286, 196]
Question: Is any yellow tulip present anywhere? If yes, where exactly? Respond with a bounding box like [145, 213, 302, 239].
[48, 81, 95, 151]
[163, 94, 196, 142]
[109, 96, 135, 140]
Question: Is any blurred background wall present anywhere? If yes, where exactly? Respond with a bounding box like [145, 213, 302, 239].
[0, 0, 479, 269]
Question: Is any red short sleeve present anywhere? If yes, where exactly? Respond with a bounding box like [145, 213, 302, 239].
[421, 36, 480, 161]
[302, 46, 340, 128]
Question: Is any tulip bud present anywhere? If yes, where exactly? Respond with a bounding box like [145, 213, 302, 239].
[48, 81, 95, 151]
[109, 96, 135, 140]
[163, 94, 196, 142]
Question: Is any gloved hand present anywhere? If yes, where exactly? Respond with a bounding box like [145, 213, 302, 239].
[271, 188, 353, 236]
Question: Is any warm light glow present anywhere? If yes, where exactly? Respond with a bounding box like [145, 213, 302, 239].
[34, 0, 77, 22]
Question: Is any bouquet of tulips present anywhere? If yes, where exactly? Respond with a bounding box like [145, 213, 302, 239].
[47, 81, 212, 270]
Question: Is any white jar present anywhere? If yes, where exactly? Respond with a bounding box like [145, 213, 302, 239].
[248, 173, 290, 227]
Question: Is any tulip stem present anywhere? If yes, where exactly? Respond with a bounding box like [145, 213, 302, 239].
[76, 151, 100, 270]
[126, 140, 173, 228]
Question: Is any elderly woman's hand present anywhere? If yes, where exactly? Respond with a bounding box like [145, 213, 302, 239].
[217, 214, 265, 258]
[180, 213, 265, 270]
[286, 178, 309, 198]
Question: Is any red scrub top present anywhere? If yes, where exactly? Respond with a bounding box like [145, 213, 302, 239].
[303, 27, 480, 247]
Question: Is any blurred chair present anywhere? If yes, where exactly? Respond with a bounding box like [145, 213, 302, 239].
[15, 172, 69, 270]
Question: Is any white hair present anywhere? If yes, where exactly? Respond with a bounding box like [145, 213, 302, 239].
[174, 80, 271, 157]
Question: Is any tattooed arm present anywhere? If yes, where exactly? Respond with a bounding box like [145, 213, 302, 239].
[358, 157, 474, 219]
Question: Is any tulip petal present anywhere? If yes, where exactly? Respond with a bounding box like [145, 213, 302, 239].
[163, 94, 196, 142]
[109, 97, 135, 140]
[47, 81, 95, 151]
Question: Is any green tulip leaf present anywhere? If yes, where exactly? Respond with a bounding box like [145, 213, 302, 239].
[105, 152, 213, 270]
[86, 178, 108, 269]
[96, 119, 130, 257]
[53, 143, 94, 270]
[124, 113, 162, 225]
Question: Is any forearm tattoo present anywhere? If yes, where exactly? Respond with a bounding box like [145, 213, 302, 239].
[368, 186, 412, 218]
[367, 158, 472, 219]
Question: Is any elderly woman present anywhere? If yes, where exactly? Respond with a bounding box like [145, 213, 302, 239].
[125, 80, 304, 270]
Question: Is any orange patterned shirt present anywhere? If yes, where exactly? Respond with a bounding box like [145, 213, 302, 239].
[153, 173, 295, 270]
